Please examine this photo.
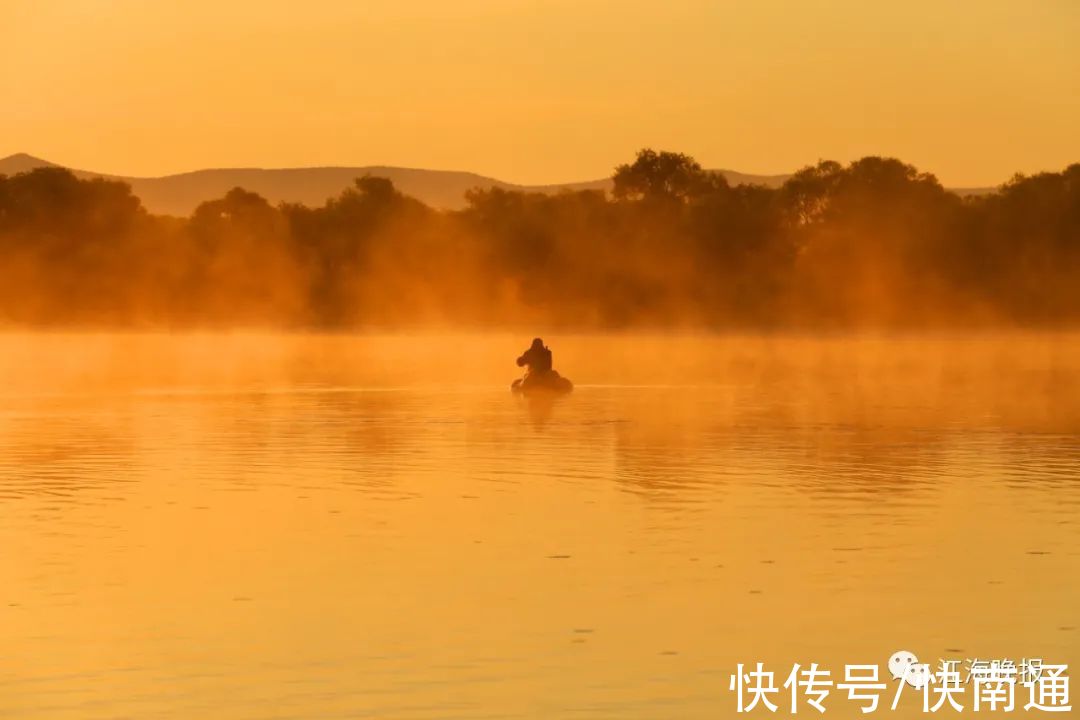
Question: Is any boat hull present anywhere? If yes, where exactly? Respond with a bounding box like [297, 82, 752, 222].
[510, 373, 573, 396]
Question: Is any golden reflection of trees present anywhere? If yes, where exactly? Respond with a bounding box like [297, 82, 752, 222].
[0, 409, 138, 501]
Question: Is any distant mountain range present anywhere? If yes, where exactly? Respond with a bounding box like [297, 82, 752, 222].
[0, 153, 992, 216]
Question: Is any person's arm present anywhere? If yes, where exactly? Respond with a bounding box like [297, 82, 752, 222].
[516, 353, 527, 367]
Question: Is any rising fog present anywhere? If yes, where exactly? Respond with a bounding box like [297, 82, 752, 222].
[0, 149, 1078, 330]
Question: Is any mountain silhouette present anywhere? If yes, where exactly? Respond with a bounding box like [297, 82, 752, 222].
[0, 153, 990, 216]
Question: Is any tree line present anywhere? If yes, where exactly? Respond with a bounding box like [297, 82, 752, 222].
[0, 149, 1077, 329]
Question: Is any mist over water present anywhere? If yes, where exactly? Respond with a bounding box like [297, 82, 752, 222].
[4, 154, 1079, 331]
[5, 0, 1078, 715]
[0, 332, 1077, 719]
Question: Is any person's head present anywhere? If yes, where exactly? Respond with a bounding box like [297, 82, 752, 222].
[531, 337, 544, 349]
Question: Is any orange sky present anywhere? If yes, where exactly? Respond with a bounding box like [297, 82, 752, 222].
[1, 0, 1078, 185]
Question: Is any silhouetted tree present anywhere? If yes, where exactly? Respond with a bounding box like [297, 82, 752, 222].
[613, 149, 723, 203]
[1, 151, 1078, 329]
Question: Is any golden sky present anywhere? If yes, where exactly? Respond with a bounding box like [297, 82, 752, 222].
[2, 0, 1077, 185]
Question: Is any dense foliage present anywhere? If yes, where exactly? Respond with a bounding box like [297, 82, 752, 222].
[1, 150, 1078, 328]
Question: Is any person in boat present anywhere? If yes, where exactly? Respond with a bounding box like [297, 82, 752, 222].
[516, 337, 554, 386]
[513, 338, 572, 394]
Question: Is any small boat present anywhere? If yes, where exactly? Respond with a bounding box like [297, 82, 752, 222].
[510, 371, 573, 396]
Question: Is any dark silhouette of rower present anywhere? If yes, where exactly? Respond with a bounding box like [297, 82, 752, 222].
[516, 337, 552, 376]
[512, 337, 572, 395]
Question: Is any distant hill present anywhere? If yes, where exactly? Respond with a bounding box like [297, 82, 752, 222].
[0, 153, 991, 216]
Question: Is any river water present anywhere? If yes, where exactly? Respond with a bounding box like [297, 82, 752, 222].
[1, 333, 1077, 718]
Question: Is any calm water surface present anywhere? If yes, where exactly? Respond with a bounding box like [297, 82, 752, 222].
[1, 333, 1078, 719]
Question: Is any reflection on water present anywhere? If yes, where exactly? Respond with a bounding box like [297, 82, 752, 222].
[0, 333, 1078, 719]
